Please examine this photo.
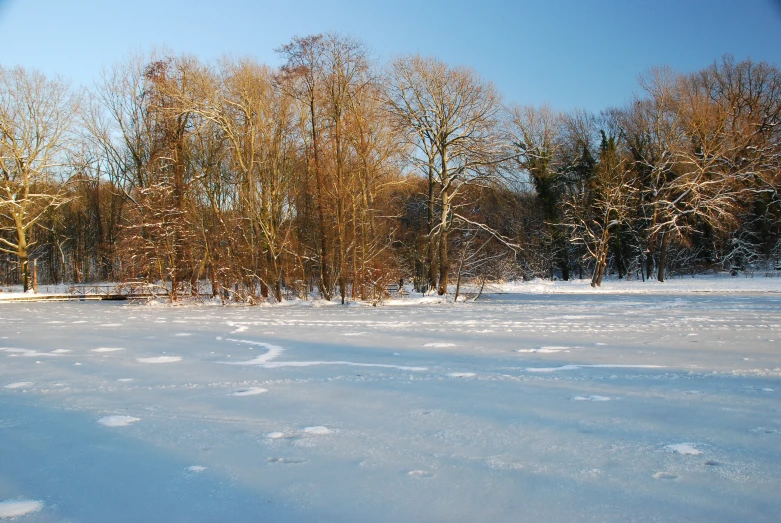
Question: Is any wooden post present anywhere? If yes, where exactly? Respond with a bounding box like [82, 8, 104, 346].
[32, 259, 38, 294]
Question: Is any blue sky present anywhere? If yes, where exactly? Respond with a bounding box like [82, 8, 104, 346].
[1, 0, 779, 112]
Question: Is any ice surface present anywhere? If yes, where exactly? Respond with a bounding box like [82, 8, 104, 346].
[1, 288, 780, 522]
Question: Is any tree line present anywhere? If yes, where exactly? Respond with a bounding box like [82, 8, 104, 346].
[1, 34, 779, 301]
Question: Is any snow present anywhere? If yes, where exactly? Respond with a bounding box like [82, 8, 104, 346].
[230, 387, 268, 396]
[572, 395, 613, 402]
[665, 443, 703, 455]
[446, 372, 476, 378]
[3, 382, 33, 389]
[97, 415, 141, 427]
[0, 500, 43, 518]
[1, 286, 780, 521]
[302, 426, 333, 435]
[135, 356, 182, 363]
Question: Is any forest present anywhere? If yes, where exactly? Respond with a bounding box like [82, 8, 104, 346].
[1, 33, 780, 302]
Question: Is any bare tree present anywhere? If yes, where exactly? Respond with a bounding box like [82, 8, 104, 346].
[0, 67, 78, 291]
[386, 55, 505, 295]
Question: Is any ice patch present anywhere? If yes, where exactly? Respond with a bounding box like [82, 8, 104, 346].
[174, 333, 192, 337]
[98, 415, 140, 427]
[343, 332, 367, 336]
[99, 324, 122, 327]
[424, 343, 456, 347]
[526, 364, 664, 373]
[51, 349, 70, 353]
[302, 426, 332, 435]
[0, 499, 43, 518]
[572, 395, 612, 402]
[136, 356, 182, 363]
[231, 387, 268, 396]
[762, 388, 775, 392]
[92, 347, 124, 353]
[665, 443, 702, 455]
[187, 466, 207, 473]
[4, 382, 33, 389]
[266, 432, 289, 439]
[408, 470, 433, 477]
[447, 372, 476, 378]
[117, 378, 133, 382]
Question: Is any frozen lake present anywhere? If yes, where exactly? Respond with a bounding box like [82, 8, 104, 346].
[1, 293, 780, 522]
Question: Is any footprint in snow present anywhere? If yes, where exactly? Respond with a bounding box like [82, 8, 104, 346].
[267, 457, 305, 464]
[98, 415, 140, 427]
[572, 395, 612, 402]
[302, 426, 333, 435]
[652, 472, 678, 480]
[136, 356, 182, 363]
[665, 443, 702, 455]
[231, 387, 268, 396]
[516, 346, 575, 353]
[266, 432, 294, 440]
[3, 382, 33, 389]
[0, 499, 44, 518]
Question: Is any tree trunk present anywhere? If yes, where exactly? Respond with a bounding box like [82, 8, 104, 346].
[657, 231, 669, 282]
[426, 161, 437, 293]
[437, 190, 449, 296]
[20, 253, 29, 292]
[555, 230, 570, 281]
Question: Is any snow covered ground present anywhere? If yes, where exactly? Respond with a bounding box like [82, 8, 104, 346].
[1, 289, 780, 521]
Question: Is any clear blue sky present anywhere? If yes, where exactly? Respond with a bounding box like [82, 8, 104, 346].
[1, 0, 779, 112]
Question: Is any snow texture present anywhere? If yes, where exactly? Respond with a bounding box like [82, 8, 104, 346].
[1, 285, 780, 522]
